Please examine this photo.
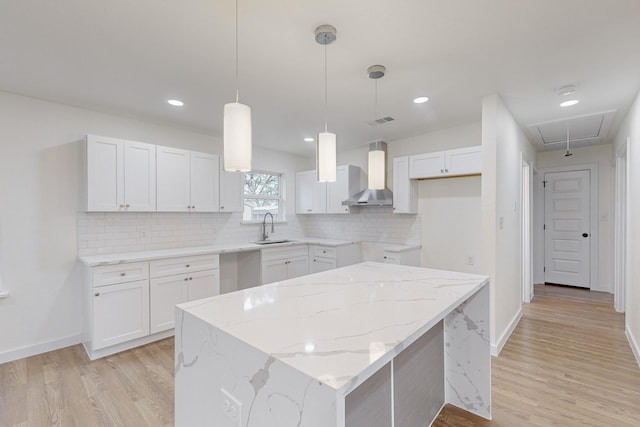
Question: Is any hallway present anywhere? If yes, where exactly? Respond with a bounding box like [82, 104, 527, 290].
[435, 284, 640, 426]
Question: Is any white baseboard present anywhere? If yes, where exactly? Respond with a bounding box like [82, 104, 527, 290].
[626, 326, 640, 368]
[0, 334, 82, 365]
[491, 308, 522, 357]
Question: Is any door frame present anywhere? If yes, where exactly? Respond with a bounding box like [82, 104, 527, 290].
[521, 155, 533, 303]
[539, 163, 599, 290]
[614, 138, 629, 312]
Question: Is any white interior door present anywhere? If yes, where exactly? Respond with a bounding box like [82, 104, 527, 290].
[544, 170, 591, 288]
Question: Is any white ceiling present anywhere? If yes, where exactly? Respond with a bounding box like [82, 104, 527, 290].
[1, 0, 639, 156]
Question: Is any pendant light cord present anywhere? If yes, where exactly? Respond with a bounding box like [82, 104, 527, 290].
[324, 43, 328, 133]
[235, 0, 239, 103]
[374, 79, 379, 141]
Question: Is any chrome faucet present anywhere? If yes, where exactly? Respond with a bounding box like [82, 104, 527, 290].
[262, 212, 274, 241]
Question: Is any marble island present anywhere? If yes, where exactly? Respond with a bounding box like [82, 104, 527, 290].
[175, 262, 491, 427]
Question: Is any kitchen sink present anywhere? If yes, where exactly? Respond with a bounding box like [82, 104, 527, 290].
[254, 239, 295, 245]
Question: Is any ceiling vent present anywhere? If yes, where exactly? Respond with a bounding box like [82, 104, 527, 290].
[527, 110, 617, 150]
[368, 116, 395, 126]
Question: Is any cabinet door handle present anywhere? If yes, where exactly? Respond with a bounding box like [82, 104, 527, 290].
[186, 264, 190, 268]
[307, 209, 312, 212]
[119, 204, 125, 208]
[313, 259, 316, 262]
[384, 256, 388, 259]
[94, 292, 100, 297]
[445, 169, 449, 173]
[192, 205, 195, 209]
[125, 204, 130, 208]
[440, 169, 444, 173]
[184, 277, 189, 281]
[120, 272, 126, 276]
[221, 206, 225, 210]
[189, 277, 193, 280]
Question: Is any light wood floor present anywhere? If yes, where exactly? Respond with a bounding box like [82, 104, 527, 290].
[1, 284, 639, 426]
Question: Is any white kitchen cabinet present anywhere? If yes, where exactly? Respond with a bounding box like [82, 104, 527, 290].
[156, 146, 220, 212]
[83, 253, 219, 359]
[261, 246, 309, 284]
[326, 165, 361, 214]
[92, 280, 150, 350]
[85, 135, 156, 212]
[85, 260, 151, 354]
[393, 156, 418, 214]
[308, 243, 361, 274]
[296, 165, 361, 214]
[219, 158, 243, 212]
[409, 146, 481, 179]
[296, 170, 327, 214]
[149, 269, 220, 334]
[383, 246, 421, 267]
[149, 254, 220, 334]
[310, 256, 337, 274]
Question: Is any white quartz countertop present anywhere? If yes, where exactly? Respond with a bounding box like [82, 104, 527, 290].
[79, 237, 357, 266]
[178, 262, 489, 393]
[382, 243, 421, 253]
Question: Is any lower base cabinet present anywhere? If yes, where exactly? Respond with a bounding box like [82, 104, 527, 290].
[84, 254, 219, 359]
[150, 269, 220, 334]
[92, 279, 150, 350]
[261, 246, 309, 285]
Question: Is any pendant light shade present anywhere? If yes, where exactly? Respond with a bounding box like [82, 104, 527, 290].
[224, 102, 252, 171]
[223, 0, 252, 172]
[315, 25, 337, 183]
[317, 132, 336, 182]
[368, 149, 386, 189]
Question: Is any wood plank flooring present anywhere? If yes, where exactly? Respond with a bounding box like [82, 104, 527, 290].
[1, 284, 639, 426]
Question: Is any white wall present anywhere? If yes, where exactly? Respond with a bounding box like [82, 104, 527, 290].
[0, 90, 308, 361]
[613, 89, 640, 366]
[481, 94, 537, 355]
[419, 176, 482, 273]
[534, 145, 615, 292]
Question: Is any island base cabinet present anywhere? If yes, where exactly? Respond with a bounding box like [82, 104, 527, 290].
[345, 322, 444, 427]
[92, 280, 150, 350]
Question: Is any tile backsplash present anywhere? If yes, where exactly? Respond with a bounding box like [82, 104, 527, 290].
[302, 208, 421, 245]
[77, 212, 305, 257]
[77, 208, 420, 257]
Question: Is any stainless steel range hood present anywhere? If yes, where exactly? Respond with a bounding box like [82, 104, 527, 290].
[342, 141, 393, 207]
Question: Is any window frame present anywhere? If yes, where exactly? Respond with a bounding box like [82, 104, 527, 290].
[241, 170, 286, 223]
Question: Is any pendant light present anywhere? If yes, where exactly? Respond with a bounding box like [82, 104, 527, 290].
[368, 65, 386, 189]
[564, 120, 573, 157]
[224, 0, 252, 172]
[315, 25, 337, 183]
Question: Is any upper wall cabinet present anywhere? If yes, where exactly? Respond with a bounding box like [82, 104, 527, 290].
[85, 135, 156, 212]
[295, 170, 327, 214]
[393, 156, 418, 214]
[296, 165, 362, 214]
[219, 158, 243, 213]
[327, 165, 361, 214]
[156, 146, 220, 212]
[409, 146, 481, 179]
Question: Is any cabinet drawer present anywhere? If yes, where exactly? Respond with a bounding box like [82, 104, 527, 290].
[150, 254, 219, 278]
[261, 245, 308, 262]
[92, 262, 149, 287]
[311, 246, 336, 259]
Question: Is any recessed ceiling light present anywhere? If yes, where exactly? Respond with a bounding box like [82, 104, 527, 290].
[304, 137, 314, 142]
[560, 99, 579, 107]
[167, 99, 184, 107]
[413, 96, 429, 104]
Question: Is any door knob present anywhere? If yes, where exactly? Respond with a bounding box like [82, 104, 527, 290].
[582, 233, 589, 238]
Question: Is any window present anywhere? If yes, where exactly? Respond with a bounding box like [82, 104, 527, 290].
[243, 171, 284, 222]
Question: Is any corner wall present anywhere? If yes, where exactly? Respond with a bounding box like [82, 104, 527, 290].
[613, 88, 640, 366]
[481, 94, 537, 355]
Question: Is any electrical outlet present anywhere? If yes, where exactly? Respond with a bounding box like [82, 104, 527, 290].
[467, 256, 475, 266]
[221, 388, 242, 427]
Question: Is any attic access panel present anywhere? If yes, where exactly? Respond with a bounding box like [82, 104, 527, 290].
[527, 110, 617, 149]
